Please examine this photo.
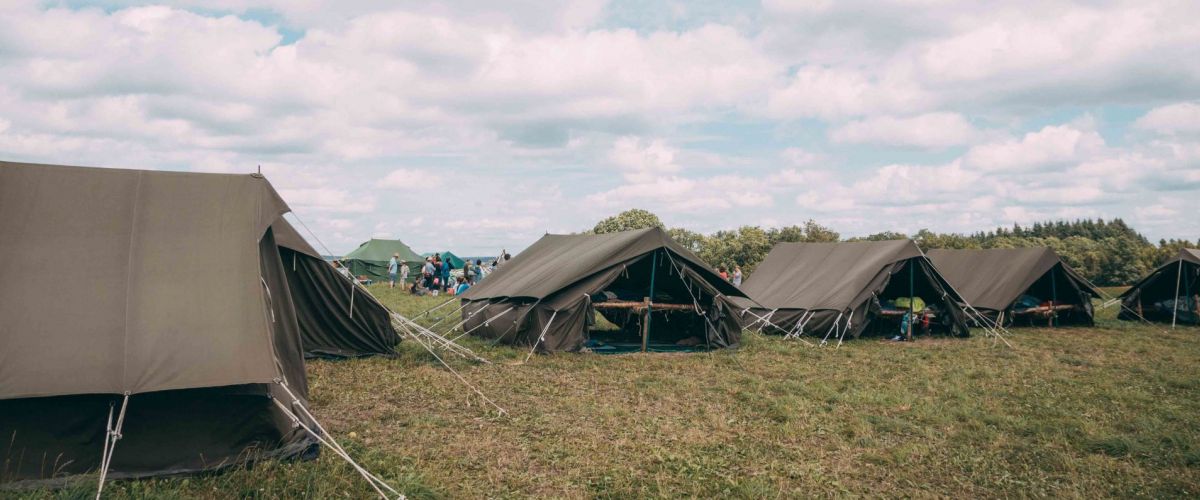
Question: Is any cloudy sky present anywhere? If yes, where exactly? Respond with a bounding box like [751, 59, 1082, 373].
[2, 0, 1198, 255]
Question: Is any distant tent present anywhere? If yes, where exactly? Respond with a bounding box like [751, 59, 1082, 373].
[272, 220, 400, 358]
[460, 227, 747, 353]
[927, 247, 1101, 327]
[735, 240, 970, 340]
[342, 238, 423, 281]
[1119, 249, 1200, 326]
[0, 161, 318, 485]
[425, 251, 466, 269]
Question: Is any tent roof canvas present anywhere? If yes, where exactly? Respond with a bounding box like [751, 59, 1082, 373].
[739, 239, 925, 311]
[0, 161, 290, 400]
[463, 227, 744, 302]
[343, 238, 422, 263]
[927, 247, 1100, 311]
[1180, 248, 1200, 265]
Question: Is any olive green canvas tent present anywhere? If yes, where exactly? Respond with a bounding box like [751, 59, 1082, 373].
[927, 247, 1100, 327]
[733, 240, 970, 341]
[0, 161, 319, 487]
[1119, 249, 1200, 326]
[342, 238, 423, 281]
[460, 227, 747, 353]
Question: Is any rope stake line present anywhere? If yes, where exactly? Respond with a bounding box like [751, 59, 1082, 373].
[270, 396, 400, 499]
[449, 307, 515, 343]
[523, 310, 559, 363]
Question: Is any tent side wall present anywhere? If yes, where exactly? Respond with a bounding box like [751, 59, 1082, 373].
[0, 229, 317, 485]
[0, 386, 316, 484]
[281, 248, 399, 358]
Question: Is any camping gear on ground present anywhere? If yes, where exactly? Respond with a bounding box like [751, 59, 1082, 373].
[927, 247, 1101, 327]
[459, 227, 747, 354]
[733, 240, 971, 341]
[1120, 249, 1200, 327]
[342, 238, 423, 282]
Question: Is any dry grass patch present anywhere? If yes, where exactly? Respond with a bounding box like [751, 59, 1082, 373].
[14, 286, 1200, 498]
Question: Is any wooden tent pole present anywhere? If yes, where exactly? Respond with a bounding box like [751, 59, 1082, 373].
[1173, 259, 1183, 330]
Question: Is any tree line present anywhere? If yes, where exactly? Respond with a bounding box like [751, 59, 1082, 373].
[591, 209, 1198, 286]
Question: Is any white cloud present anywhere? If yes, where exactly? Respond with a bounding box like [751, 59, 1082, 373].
[766, 66, 932, 119]
[830, 112, 980, 148]
[608, 136, 681, 183]
[964, 124, 1105, 171]
[1135, 102, 1200, 135]
[380, 168, 441, 188]
[1, 1, 1199, 250]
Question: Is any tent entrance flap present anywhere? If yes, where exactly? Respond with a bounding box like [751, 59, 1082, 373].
[866, 259, 962, 338]
[1006, 265, 1093, 326]
[586, 251, 717, 353]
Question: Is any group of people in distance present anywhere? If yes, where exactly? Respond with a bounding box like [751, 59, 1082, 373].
[388, 252, 509, 297]
[716, 265, 744, 287]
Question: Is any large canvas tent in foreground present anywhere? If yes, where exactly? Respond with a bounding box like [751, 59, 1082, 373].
[927, 247, 1101, 327]
[273, 220, 399, 358]
[1119, 248, 1200, 326]
[342, 238, 423, 281]
[736, 240, 970, 340]
[0, 161, 323, 486]
[460, 227, 747, 353]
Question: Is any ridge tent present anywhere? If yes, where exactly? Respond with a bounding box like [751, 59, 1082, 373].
[927, 247, 1100, 327]
[735, 240, 970, 340]
[460, 227, 747, 353]
[272, 220, 400, 358]
[0, 161, 320, 487]
[1119, 248, 1200, 326]
[342, 238, 423, 281]
[425, 251, 466, 269]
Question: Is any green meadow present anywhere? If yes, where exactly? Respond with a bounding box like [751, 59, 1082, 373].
[20, 286, 1200, 498]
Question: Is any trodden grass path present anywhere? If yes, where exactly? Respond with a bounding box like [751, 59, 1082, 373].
[18, 286, 1200, 498]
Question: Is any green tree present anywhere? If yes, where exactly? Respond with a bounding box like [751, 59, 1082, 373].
[914, 229, 979, 251]
[667, 227, 706, 253]
[767, 220, 840, 245]
[592, 209, 664, 234]
[848, 231, 908, 242]
[700, 226, 773, 274]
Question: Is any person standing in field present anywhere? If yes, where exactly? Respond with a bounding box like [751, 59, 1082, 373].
[473, 259, 485, 284]
[732, 266, 743, 287]
[387, 253, 400, 288]
[423, 256, 436, 293]
[463, 259, 475, 285]
[399, 259, 408, 287]
[439, 254, 452, 292]
[432, 254, 444, 295]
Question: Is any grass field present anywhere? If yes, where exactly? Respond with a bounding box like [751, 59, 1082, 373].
[19, 285, 1200, 498]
